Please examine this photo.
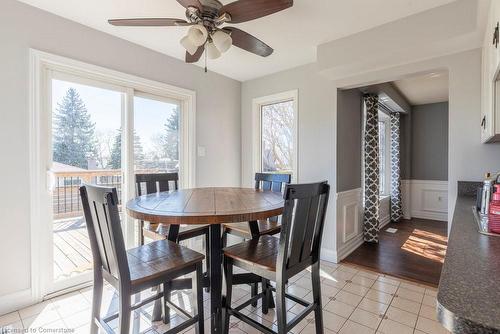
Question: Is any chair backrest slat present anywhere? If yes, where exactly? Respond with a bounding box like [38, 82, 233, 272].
[277, 182, 330, 274]
[136, 173, 179, 196]
[254, 173, 291, 193]
[80, 185, 129, 281]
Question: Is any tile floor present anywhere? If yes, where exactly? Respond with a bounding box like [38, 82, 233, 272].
[0, 262, 450, 334]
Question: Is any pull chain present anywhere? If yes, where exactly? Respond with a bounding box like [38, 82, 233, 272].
[204, 49, 207, 73]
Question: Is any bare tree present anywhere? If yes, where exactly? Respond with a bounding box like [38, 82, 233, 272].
[261, 101, 294, 172]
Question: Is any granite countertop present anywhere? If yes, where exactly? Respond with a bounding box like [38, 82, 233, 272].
[437, 191, 500, 333]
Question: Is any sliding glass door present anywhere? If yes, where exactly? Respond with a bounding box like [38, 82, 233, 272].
[38, 64, 193, 296]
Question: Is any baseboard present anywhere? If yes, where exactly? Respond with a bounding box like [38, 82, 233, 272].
[0, 289, 33, 316]
[321, 247, 339, 264]
[410, 211, 447, 222]
[336, 234, 364, 262]
[380, 214, 391, 229]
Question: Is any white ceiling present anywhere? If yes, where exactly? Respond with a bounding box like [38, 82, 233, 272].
[394, 72, 449, 106]
[17, 0, 457, 81]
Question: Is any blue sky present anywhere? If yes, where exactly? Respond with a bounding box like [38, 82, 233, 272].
[52, 79, 178, 153]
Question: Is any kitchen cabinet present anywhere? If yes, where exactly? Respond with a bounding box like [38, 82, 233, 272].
[481, 0, 500, 142]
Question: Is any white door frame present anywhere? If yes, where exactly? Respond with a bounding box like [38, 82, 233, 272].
[29, 49, 196, 300]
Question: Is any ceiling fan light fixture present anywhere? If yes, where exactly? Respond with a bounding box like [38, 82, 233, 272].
[187, 24, 208, 46]
[180, 35, 198, 55]
[206, 42, 221, 59]
[212, 30, 232, 53]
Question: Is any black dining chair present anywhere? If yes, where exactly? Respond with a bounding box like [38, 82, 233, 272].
[222, 181, 330, 334]
[80, 184, 205, 334]
[222, 172, 291, 309]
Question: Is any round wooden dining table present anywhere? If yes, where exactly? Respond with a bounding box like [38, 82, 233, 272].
[126, 187, 285, 334]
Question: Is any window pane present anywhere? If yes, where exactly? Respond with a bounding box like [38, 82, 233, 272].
[261, 100, 294, 174]
[378, 120, 386, 194]
[133, 96, 180, 173]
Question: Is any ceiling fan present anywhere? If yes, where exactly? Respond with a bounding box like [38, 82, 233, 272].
[108, 0, 293, 66]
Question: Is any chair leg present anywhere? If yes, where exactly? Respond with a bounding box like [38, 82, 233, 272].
[261, 278, 269, 314]
[90, 276, 103, 334]
[193, 263, 205, 334]
[139, 221, 144, 246]
[205, 230, 210, 293]
[222, 257, 233, 334]
[266, 280, 275, 309]
[118, 291, 131, 334]
[275, 281, 287, 334]
[163, 282, 171, 324]
[222, 229, 228, 248]
[311, 262, 324, 334]
[250, 283, 258, 307]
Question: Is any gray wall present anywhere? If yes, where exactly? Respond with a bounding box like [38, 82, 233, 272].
[336, 88, 362, 192]
[0, 0, 241, 298]
[410, 102, 449, 180]
[400, 112, 412, 179]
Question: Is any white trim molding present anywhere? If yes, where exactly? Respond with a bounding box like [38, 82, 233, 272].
[0, 289, 33, 317]
[251, 90, 299, 181]
[335, 188, 363, 262]
[409, 180, 448, 221]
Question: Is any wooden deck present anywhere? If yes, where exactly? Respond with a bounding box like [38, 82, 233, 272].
[53, 217, 92, 281]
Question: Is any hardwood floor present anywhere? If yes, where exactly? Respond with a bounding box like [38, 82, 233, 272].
[343, 218, 448, 287]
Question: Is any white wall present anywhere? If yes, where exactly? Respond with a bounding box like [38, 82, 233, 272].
[241, 63, 337, 261]
[0, 0, 241, 304]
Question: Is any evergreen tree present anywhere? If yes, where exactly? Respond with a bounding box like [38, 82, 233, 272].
[108, 128, 145, 169]
[164, 110, 179, 162]
[53, 88, 96, 169]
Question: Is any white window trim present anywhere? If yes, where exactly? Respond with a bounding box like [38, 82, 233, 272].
[29, 49, 196, 301]
[251, 90, 298, 181]
[378, 111, 391, 197]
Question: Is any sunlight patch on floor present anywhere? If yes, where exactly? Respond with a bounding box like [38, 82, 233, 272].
[401, 229, 447, 263]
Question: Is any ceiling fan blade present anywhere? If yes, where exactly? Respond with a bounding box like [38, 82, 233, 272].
[176, 0, 203, 10]
[186, 46, 204, 63]
[220, 0, 292, 24]
[108, 18, 190, 26]
[223, 27, 273, 57]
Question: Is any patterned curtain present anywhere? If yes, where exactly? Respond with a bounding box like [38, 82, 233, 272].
[363, 94, 380, 243]
[390, 112, 403, 222]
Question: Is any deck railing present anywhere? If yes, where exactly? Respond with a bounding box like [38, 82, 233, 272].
[53, 170, 122, 219]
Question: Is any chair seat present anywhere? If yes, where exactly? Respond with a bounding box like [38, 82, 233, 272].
[143, 223, 208, 241]
[223, 220, 281, 238]
[127, 239, 204, 288]
[223, 235, 279, 272]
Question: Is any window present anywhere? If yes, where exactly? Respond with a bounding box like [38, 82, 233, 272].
[253, 90, 298, 180]
[378, 111, 391, 196]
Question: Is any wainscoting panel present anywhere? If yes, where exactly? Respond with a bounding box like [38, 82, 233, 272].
[336, 188, 363, 261]
[409, 180, 448, 221]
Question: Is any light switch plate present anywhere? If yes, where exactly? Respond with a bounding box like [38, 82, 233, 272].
[197, 146, 206, 157]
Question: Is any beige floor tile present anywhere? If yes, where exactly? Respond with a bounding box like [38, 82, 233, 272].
[324, 299, 355, 318]
[22, 309, 62, 328]
[320, 283, 341, 297]
[390, 296, 421, 314]
[357, 298, 389, 316]
[334, 291, 363, 307]
[337, 265, 359, 274]
[234, 317, 276, 334]
[300, 322, 336, 334]
[330, 270, 356, 282]
[338, 319, 375, 334]
[314, 310, 347, 332]
[372, 281, 398, 294]
[350, 275, 376, 287]
[342, 283, 370, 297]
[399, 282, 425, 294]
[294, 276, 313, 290]
[422, 295, 437, 307]
[287, 284, 310, 299]
[365, 289, 393, 305]
[348, 308, 381, 329]
[0, 311, 21, 327]
[384, 306, 417, 327]
[18, 300, 56, 319]
[376, 276, 400, 287]
[322, 275, 348, 289]
[62, 308, 91, 329]
[52, 292, 90, 318]
[0, 321, 23, 331]
[424, 287, 437, 295]
[395, 287, 424, 303]
[419, 304, 438, 321]
[355, 270, 380, 281]
[416, 316, 450, 334]
[377, 318, 413, 334]
[413, 330, 427, 334]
